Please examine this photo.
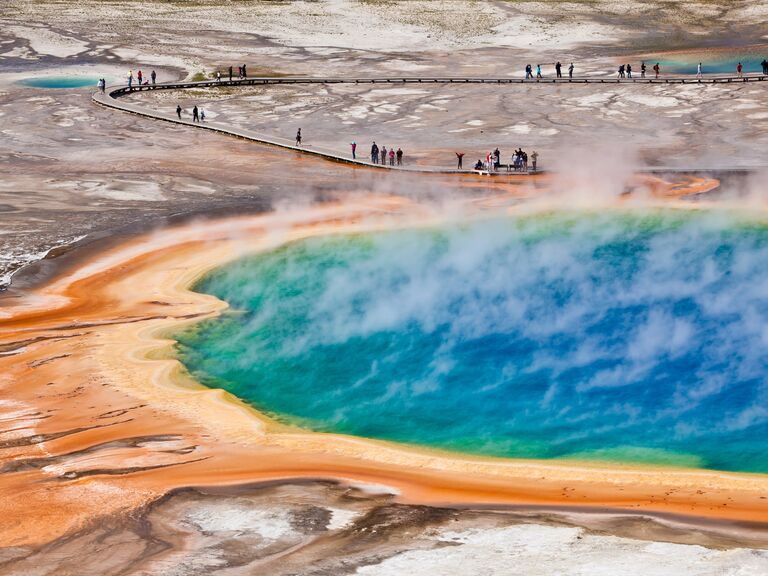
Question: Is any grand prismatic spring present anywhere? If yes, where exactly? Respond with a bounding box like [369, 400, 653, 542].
[4, 1, 768, 574]
[178, 211, 768, 473]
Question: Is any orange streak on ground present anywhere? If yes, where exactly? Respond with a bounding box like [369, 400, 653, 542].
[2, 183, 764, 548]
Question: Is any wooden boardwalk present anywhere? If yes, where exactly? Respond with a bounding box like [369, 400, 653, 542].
[92, 74, 768, 174]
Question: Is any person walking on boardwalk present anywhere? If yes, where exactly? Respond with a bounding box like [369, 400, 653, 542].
[350, 141, 357, 159]
[493, 147, 501, 169]
[200, 109, 206, 122]
[192, 105, 199, 122]
[569, 62, 574, 78]
[216, 71, 221, 82]
[242, 64, 247, 79]
[295, 128, 302, 146]
[531, 150, 539, 172]
[396, 148, 403, 166]
[697, 62, 702, 78]
[525, 64, 533, 79]
[137, 70, 143, 85]
[555, 61, 562, 78]
[626, 64, 632, 78]
[228, 66, 233, 81]
[522, 150, 528, 172]
[389, 148, 395, 166]
[176, 104, 182, 119]
[618, 64, 625, 78]
[653, 63, 660, 78]
[536, 64, 542, 79]
[456, 152, 464, 169]
[641, 61, 646, 78]
[371, 142, 379, 164]
[737, 62, 743, 77]
[151, 70, 156, 84]
[380, 145, 387, 165]
[97, 78, 105, 93]
[762, 59, 768, 75]
[127, 70, 133, 88]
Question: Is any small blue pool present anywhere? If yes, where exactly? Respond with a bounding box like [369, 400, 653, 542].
[18, 75, 105, 89]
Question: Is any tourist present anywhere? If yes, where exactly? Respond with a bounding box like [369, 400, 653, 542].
[228, 66, 233, 81]
[389, 148, 395, 166]
[536, 64, 542, 79]
[455, 152, 464, 169]
[737, 62, 743, 77]
[510, 151, 518, 172]
[237, 66, 242, 79]
[371, 141, 379, 163]
[200, 109, 206, 122]
[618, 64, 625, 78]
[522, 150, 528, 171]
[381, 145, 387, 165]
[396, 148, 403, 166]
[762, 59, 768, 75]
[569, 62, 574, 78]
[626, 63, 632, 78]
[242, 64, 247, 78]
[127, 70, 133, 88]
[192, 105, 199, 122]
[531, 150, 539, 172]
[485, 151, 493, 171]
[641, 61, 646, 78]
[350, 141, 357, 159]
[555, 61, 562, 78]
[97, 78, 105, 93]
[295, 128, 301, 146]
[176, 105, 182, 119]
[697, 62, 702, 78]
[137, 70, 143, 85]
[474, 159, 484, 170]
[151, 70, 156, 84]
[653, 63, 660, 78]
[216, 71, 221, 82]
[493, 147, 501, 169]
[525, 64, 532, 79]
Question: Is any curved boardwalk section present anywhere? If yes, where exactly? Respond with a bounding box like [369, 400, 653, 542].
[93, 75, 768, 173]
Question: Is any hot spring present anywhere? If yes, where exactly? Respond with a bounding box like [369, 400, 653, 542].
[18, 75, 107, 89]
[178, 210, 768, 473]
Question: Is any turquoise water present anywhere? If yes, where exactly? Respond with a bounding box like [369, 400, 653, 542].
[178, 211, 768, 473]
[18, 75, 103, 89]
[649, 49, 768, 74]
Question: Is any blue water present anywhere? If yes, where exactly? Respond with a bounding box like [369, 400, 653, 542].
[18, 75, 103, 89]
[178, 211, 768, 473]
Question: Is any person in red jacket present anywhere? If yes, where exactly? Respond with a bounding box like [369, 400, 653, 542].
[737, 62, 743, 77]
[137, 70, 143, 84]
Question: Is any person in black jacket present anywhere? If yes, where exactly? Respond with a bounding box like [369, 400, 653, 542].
[371, 142, 379, 164]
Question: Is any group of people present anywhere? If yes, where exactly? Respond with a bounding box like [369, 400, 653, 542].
[126, 69, 157, 88]
[369, 142, 404, 166]
[176, 104, 206, 122]
[526, 62, 574, 79]
[226, 65, 248, 81]
[97, 78, 108, 93]
[468, 147, 538, 173]
[618, 62, 659, 78]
